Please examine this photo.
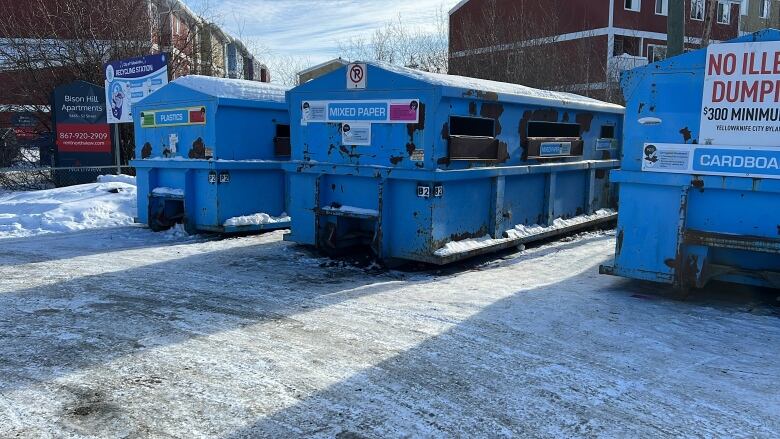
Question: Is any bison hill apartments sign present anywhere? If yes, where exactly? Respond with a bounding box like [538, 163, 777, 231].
[700, 41, 780, 146]
[53, 81, 111, 154]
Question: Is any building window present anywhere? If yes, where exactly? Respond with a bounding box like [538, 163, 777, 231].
[760, 0, 771, 18]
[648, 44, 668, 62]
[691, 0, 705, 20]
[625, 0, 641, 12]
[717, 1, 731, 23]
[741, 0, 749, 16]
[655, 0, 668, 15]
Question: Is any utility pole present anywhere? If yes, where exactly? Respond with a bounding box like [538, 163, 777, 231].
[668, 0, 685, 57]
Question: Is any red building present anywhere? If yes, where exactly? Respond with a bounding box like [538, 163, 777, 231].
[449, 0, 741, 101]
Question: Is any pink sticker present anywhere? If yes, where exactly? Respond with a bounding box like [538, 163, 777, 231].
[389, 101, 419, 122]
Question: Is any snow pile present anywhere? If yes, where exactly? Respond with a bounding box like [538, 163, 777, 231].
[433, 209, 617, 257]
[152, 187, 185, 197]
[224, 212, 291, 227]
[321, 205, 379, 217]
[173, 75, 289, 103]
[0, 178, 137, 239]
[97, 174, 136, 185]
[374, 61, 624, 114]
[433, 234, 511, 257]
[506, 209, 616, 239]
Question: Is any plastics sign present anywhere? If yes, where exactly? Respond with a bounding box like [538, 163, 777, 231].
[140, 107, 207, 128]
[700, 41, 780, 146]
[105, 53, 169, 124]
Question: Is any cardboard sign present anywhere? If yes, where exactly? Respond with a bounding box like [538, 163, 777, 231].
[641, 143, 780, 179]
[301, 99, 420, 124]
[700, 41, 780, 146]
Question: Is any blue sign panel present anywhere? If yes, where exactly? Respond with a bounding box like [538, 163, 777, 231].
[104, 53, 169, 123]
[642, 143, 780, 180]
[328, 102, 388, 121]
[693, 147, 780, 176]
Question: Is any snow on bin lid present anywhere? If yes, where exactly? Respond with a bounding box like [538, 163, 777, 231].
[373, 62, 624, 114]
[172, 75, 289, 103]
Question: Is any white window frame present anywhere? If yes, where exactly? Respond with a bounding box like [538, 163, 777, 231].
[625, 0, 642, 12]
[648, 44, 668, 62]
[760, 0, 771, 18]
[691, 0, 705, 20]
[717, 1, 731, 24]
[655, 0, 668, 15]
[741, 0, 749, 16]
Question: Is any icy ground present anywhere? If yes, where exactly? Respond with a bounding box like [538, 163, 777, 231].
[0, 226, 778, 438]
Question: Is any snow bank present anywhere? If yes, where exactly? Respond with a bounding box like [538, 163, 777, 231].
[224, 212, 291, 227]
[433, 209, 617, 257]
[173, 75, 289, 103]
[0, 179, 137, 239]
[152, 187, 185, 197]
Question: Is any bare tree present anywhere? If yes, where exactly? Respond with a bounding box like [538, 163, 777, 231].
[0, 0, 220, 189]
[338, 9, 449, 73]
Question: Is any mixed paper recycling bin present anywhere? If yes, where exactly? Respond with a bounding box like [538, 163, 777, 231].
[284, 62, 624, 264]
[600, 30, 780, 289]
[131, 75, 291, 233]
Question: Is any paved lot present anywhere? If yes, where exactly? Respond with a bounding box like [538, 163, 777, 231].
[1, 228, 778, 438]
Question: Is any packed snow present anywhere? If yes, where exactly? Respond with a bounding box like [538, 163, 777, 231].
[0, 175, 137, 239]
[434, 209, 617, 257]
[151, 187, 185, 197]
[173, 75, 289, 103]
[224, 212, 291, 227]
[374, 61, 625, 114]
[0, 228, 777, 437]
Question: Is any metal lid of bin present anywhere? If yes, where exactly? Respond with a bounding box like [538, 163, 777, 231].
[372, 62, 624, 114]
[172, 75, 289, 103]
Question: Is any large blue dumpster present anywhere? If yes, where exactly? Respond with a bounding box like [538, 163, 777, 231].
[131, 75, 291, 233]
[284, 62, 624, 264]
[600, 30, 780, 289]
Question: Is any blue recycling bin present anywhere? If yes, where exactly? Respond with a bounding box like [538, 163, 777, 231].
[284, 62, 624, 264]
[600, 30, 780, 289]
[131, 75, 291, 233]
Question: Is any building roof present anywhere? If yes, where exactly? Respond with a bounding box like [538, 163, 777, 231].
[298, 58, 349, 76]
[374, 62, 625, 114]
[449, 0, 472, 15]
[173, 75, 289, 103]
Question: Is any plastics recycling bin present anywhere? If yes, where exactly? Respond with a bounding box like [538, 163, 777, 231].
[131, 75, 291, 233]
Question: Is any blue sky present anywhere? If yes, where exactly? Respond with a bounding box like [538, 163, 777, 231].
[187, 0, 459, 63]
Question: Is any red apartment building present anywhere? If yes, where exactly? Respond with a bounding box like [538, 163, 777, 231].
[449, 0, 741, 101]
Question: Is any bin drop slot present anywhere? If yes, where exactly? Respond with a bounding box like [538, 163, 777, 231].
[274, 124, 291, 157]
[448, 116, 499, 161]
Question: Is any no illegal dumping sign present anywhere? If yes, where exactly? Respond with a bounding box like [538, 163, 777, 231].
[347, 63, 367, 89]
[700, 41, 780, 146]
